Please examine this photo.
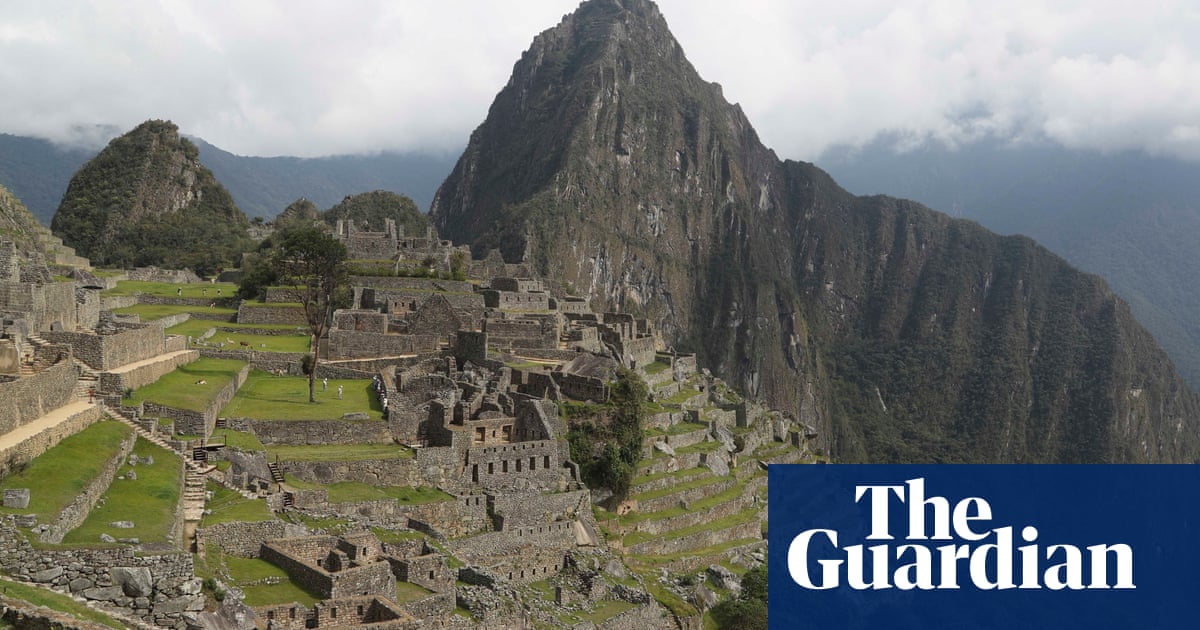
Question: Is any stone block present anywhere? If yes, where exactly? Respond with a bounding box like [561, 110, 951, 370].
[32, 566, 63, 583]
[14, 514, 37, 527]
[113, 566, 154, 597]
[69, 577, 94, 592]
[83, 585, 124, 601]
[3, 488, 29, 508]
[110, 520, 135, 529]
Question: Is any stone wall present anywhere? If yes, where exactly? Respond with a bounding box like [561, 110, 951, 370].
[328, 330, 438, 359]
[44, 324, 164, 370]
[235, 419, 392, 445]
[481, 290, 550, 312]
[98, 349, 198, 394]
[283, 458, 419, 487]
[491, 490, 591, 530]
[351, 276, 475, 293]
[0, 357, 76, 438]
[625, 518, 760, 556]
[483, 319, 557, 349]
[39, 428, 137, 544]
[399, 591, 454, 622]
[0, 281, 78, 332]
[636, 477, 737, 513]
[195, 520, 303, 558]
[463, 440, 563, 491]
[259, 537, 396, 600]
[596, 602, 672, 630]
[237, 304, 307, 325]
[0, 403, 102, 478]
[145, 363, 249, 436]
[0, 518, 203, 627]
[392, 554, 453, 593]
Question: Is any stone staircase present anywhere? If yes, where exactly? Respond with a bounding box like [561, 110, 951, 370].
[72, 358, 100, 400]
[18, 333, 57, 376]
[182, 467, 207, 521]
[268, 461, 285, 485]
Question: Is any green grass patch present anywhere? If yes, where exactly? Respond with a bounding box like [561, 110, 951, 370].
[220, 371, 382, 420]
[666, 421, 708, 435]
[201, 482, 274, 526]
[269, 444, 411, 463]
[102, 280, 238, 298]
[624, 507, 759, 547]
[647, 583, 698, 618]
[631, 472, 723, 503]
[660, 387, 704, 406]
[675, 440, 723, 455]
[282, 477, 449, 504]
[166, 319, 304, 338]
[631, 466, 709, 488]
[127, 358, 246, 412]
[584, 600, 636, 623]
[370, 527, 427, 544]
[167, 320, 310, 353]
[112, 303, 237, 321]
[0, 577, 127, 628]
[643, 360, 671, 375]
[62, 438, 181, 544]
[623, 478, 748, 525]
[209, 429, 266, 452]
[0, 419, 132, 524]
[395, 580, 434, 604]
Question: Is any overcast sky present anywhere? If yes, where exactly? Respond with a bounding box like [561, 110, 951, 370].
[2, 0, 1198, 161]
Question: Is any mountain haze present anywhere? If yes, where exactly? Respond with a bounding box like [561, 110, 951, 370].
[431, 0, 1200, 463]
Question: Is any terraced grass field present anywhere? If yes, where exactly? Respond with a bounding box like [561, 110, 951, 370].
[127, 358, 247, 412]
[62, 438, 182, 544]
[220, 371, 383, 420]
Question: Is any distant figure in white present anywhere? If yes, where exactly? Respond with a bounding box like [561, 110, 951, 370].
[337, 385, 343, 400]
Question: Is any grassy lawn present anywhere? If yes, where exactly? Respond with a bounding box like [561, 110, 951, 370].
[201, 482, 274, 527]
[0, 419, 132, 525]
[0, 577, 127, 628]
[165, 319, 310, 353]
[395, 580, 434, 604]
[101, 280, 238, 297]
[221, 371, 382, 420]
[584, 600, 636, 623]
[209, 429, 266, 451]
[283, 477, 450, 504]
[62, 437, 181, 544]
[660, 387, 704, 406]
[112, 303, 237, 321]
[643, 360, 672, 375]
[127, 358, 246, 412]
[224, 553, 321, 607]
[268, 444, 412, 463]
[166, 319, 305, 337]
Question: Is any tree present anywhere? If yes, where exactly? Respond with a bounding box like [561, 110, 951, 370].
[271, 226, 348, 402]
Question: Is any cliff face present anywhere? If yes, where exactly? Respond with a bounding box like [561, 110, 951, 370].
[51, 120, 250, 276]
[431, 0, 1200, 463]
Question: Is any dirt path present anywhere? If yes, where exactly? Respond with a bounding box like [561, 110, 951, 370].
[0, 400, 96, 452]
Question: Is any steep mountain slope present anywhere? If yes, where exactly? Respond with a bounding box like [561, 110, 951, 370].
[431, 0, 1200, 463]
[819, 140, 1200, 388]
[0, 182, 47, 256]
[0, 134, 95, 225]
[51, 120, 251, 275]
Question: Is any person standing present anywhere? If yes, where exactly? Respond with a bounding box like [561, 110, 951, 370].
[337, 385, 343, 400]
[322, 377, 328, 391]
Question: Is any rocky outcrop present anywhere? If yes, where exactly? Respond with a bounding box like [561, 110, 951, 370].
[431, 0, 1200, 463]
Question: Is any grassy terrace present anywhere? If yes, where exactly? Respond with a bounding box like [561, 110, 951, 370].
[128, 358, 246, 412]
[395, 580, 434, 604]
[630, 466, 709, 488]
[267, 443, 412, 463]
[0, 419, 132, 525]
[0, 577, 126, 628]
[166, 319, 310, 353]
[113, 303, 237, 321]
[201, 482, 274, 527]
[220, 371, 383, 420]
[62, 438, 181, 544]
[166, 319, 304, 337]
[209, 429, 266, 451]
[623, 507, 759, 547]
[284, 476, 451, 505]
[630, 472, 727, 503]
[101, 280, 239, 297]
[658, 387, 705, 406]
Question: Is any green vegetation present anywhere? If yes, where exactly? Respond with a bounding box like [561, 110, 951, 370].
[283, 476, 451, 505]
[567, 368, 648, 498]
[51, 120, 252, 276]
[127, 358, 246, 412]
[220, 371, 382, 420]
[710, 565, 766, 629]
[395, 580, 434, 604]
[267, 444, 411, 463]
[63, 438, 181, 544]
[0, 576, 127, 628]
[643, 359, 671, 375]
[101, 280, 239, 297]
[201, 482, 273, 526]
[0, 419, 132, 523]
[165, 319, 303, 338]
[192, 329, 310, 353]
[112, 303, 237, 321]
[216, 549, 321, 607]
[208, 429, 266, 452]
[323, 190, 429, 237]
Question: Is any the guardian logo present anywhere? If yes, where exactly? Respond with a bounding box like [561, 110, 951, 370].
[787, 478, 1135, 591]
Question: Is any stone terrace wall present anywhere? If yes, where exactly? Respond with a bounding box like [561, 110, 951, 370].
[0, 358, 76, 436]
[351, 276, 475, 293]
[0, 404, 103, 478]
[195, 520, 305, 558]
[98, 349, 198, 394]
[284, 458, 419, 487]
[0, 518, 201, 627]
[625, 518, 761, 556]
[490, 490, 591, 530]
[259, 538, 396, 600]
[0, 281, 78, 332]
[44, 325, 164, 370]
[39, 428, 137, 544]
[399, 591, 454, 622]
[328, 331, 439, 359]
[237, 419, 392, 445]
[237, 304, 306, 325]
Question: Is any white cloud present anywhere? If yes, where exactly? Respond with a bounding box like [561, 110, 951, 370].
[1, 0, 1198, 161]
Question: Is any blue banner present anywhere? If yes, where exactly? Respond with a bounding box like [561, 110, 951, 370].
[768, 465, 1200, 629]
